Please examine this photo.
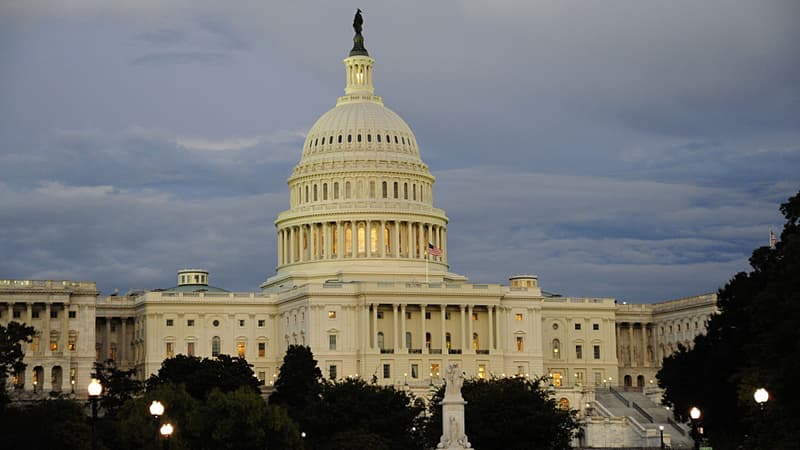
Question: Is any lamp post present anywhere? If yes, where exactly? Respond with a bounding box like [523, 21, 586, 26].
[689, 406, 701, 450]
[88, 378, 103, 450]
[159, 423, 174, 450]
[659, 425, 665, 449]
[149, 400, 165, 449]
[754, 387, 769, 410]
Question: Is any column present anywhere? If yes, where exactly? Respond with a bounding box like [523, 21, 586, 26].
[372, 304, 378, 350]
[420, 304, 427, 354]
[380, 220, 386, 257]
[44, 303, 51, 354]
[642, 323, 648, 365]
[392, 220, 400, 258]
[277, 229, 283, 266]
[442, 228, 447, 260]
[351, 220, 357, 257]
[365, 220, 371, 258]
[324, 222, 332, 259]
[488, 306, 494, 351]
[407, 221, 414, 258]
[628, 324, 634, 366]
[61, 303, 68, 354]
[467, 305, 474, 352]
[392, 304, 399, 351]
[459, 305, 467, 351]
[361, 304, 369, 352]
[289, 226, 295, 264]
[121, 318, 128, 364]
[337, 221, 344, 259]
[400, 304, 407, 352]
[440, 304, 447, 352]
[105, 318, 111, 360]
[417, 223, 424, 258]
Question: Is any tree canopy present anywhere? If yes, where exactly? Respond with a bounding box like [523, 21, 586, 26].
[422, 376, 580, 450]
[147, 354, 261, 400]
[658, 190, 800, 450]
[0, 320, 35, 408]
[268, 345, 322, 415]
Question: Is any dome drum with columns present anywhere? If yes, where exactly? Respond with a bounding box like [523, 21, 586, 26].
[263, 21, 457, 289]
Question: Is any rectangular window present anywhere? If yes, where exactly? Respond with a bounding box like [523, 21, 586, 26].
[166, 319, 174, 327]
[329, 365, 338, 380]
[471, 312, 478, 321]
[425, 312, 431, 320]
[383, 364, 391, 379]
[13, 310, 20, 319]
[593, 345, 601, 359]
[516, 336, 524, 352]
[593, 323, 600, 331]
[32, 311, 40, 319]
[258, 342, 266, 357]
[68, 311, 77, 319]
[328, 311, 337, 319]
[594, 372, 602, 386]
[187, 319, 195, 327]
[574, 323, 581, 330]
[68, 336, 76, 351]
[50, 310, 58, 319]
[258, 319, 266, 328]
[329, 334, 337, 350]
[515, 313, 523, 321]
[237, 341, 246, 358]
[165, 342, 174, 358]
[109, 343, 117, 360]
[411, 364, 419, 379]
[517, 365, 525, 376]
[187, 342, 195, 357]
[32, 337, 40, 352]
[258, 371, 266, 382]
[239, 319, 246, 327]
[576, 345, 583, 359]
[377, 311, 384, 319]
[431, 363, 440, 378]
[406, 311, 412, 319]
[50, 341, 58, 351]
[478, 364, 486, 379]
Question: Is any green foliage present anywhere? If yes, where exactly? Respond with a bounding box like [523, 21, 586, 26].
[269, 345, 322, 415]
[147, 354, 260, 400]
[91, 359, 143, 417]
[423, 377, 580, 450]
[658, 190, 800, 450]
[0, 320, 35, 408]
[0, 398, 91, 450]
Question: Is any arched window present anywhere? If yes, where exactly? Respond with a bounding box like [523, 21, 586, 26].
[329, 136, 333, 144]
[425, 332, 431, 349]
[369, 181, 376, 198]
[624, 375, 632, 387]
[357, 223, 366, 254]
[386, 134, 390, 143]
[445, 332, 452, 350]
[323, 183, 328, 200]
[405, 332, 412, 349]
[345, 181, 351, 199]
[382, 181, 388, 198]
[558, 398, 570, 410]
[357, 134, 362, 142]
[367, 134, 372, 142]
[377, 332, 385, 350]
[304, 186, 309, 203]
[472, 332, 479, 350]
[338, 134, 342, 143]
[212, 336, 221, 357]
[377, 134, 381, 143]
[413, 184, 417, 200]
[347, 134, 352, 143]
[394, 135, 398, 144]
[552, 339, 561, 359]
[404, 183, 408, 199]
[637, 375, 645, 387]
[313, 184, 318, 201]
[393, 182, 398, 198]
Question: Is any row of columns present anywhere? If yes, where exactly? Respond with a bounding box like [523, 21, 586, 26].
[616, 322, 653, 367]
[278, 219, 446, 266]
[98, 316, 133, 366]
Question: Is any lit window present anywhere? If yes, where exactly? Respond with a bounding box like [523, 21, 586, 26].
[478, 365, 486, 379]
[472, 332, 479, 350]
[431, 363, 440, 378]
[472, 312, 478, 321]
[445, 333, 452, 350]
[258, 342, 266, 357]
[166, 319, 174, 327]
[328, 311, 336, 319]
[68, 335, 76, 351]
[187, 342, 195, 356]
[237, 341, 246, 358]
[552, 339, 560, 358]
[329, 334, 337, 350]
[515, 313, 523, 321]
[212, 336, 221, 356]
[576, 345, 583, 359]
[165, 342, 174, 358]
[50, 341, 58, 351]
[516, 336, 524, 352]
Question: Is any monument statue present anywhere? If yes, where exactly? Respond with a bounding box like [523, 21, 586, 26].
[353, 8, 364, 35]
[437, 364, 473, 449]
[350, 8, 369, 56]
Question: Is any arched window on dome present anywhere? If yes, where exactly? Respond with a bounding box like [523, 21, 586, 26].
[394, 135, 398, 144]
[347, 134, 352, 143]
[338, 135, 342, 143]
[345, 181, 351, 199]
[357, 134, 362, 143]
[413, 184, 416, 201]
[305, 186, 309, 203]
[345, 224, 352, 256]
[369, 181, 375, 198]
[333, 182, 339, 199]
[329, 136, 333, 144]
[376, 134, 381, 143]
[357, 223, 366, 255]
[393, 182, 398, 199]
[404, 183, 408, 199]
[313, 184, 318, 202]
[314, 138, 318, 146]
[323, 183, 328, 200]
[401, 136, 405, 145]
[381, 181, 387, 199]
[386, 134, 390, 143]
[384, 224, 391, 255]
[370, 223, 378, 253]
[367, 134, 371, 142]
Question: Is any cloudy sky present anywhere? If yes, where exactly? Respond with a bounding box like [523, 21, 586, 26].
[1, 1, 798, 302]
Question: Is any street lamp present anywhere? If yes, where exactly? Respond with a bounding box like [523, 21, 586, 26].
[160, 423, 174, 450]
[150, 400, 165, 448]
[88, 379, 103, 450]
[754, 387, 769, 409]
[689, 407, 701, 450]
[659, 425, 665, 449]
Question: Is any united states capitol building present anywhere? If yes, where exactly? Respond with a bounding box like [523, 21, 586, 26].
[1, 17, 717, 448]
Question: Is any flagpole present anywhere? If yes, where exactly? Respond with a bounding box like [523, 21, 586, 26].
[425, 250, 429, 284]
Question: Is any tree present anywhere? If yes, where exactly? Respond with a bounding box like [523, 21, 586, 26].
[303, 378, 424, 450]
[0, 398, 91, 450]
[0, 321, 35, 407]
[268, 345, 322, 416]
[147, 354, 260, 400]
[658, 190, 800, 450]
[91, 359, 143, 417]
[422, 376, 581, 450]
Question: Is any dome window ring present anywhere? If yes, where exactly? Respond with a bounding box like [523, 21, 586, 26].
[338, 135, 342, 143]
[376, 134, 381, 143]
[357, 134, 362, 142]
[386, 134, 390, 143]
[394, 135, 398, 144]
[329, 136, 333, 144]
[367, 134, 371, 142]
[347, 134, 352, 143]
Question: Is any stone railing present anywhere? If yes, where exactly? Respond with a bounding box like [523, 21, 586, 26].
[0, 279, 97, 291]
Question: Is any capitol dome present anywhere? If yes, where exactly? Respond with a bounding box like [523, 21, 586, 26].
[262, 18, 459, 289]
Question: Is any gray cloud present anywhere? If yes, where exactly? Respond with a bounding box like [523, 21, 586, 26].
[130, 51, 234, 66]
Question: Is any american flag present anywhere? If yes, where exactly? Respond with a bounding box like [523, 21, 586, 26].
[427, 242, 443, 256]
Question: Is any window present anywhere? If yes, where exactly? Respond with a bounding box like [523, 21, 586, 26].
[187, 319, 195, 327]
[593, 345, 601, 359]
[187, 342, 195, 357]
[471, 312, 478, 321]
[33, 311, 40, 319]
[552, 339, 561, 358]
[258, 342, 266, 357]
[382, 181, 388, 198]
[592, 323, 600, 331]
[425, 312, 431, 320]
[574, 323, 581, 330]
[377, 311, 384, 319]
[68, 311, 76, 319]
[478, 364, 486, 379]
[445, 312, 451, 320]
[431, 363, 440, 378]
[405, 332, 412, 349]
[377, 332, 385, 350]
[239, 319, 246, 327]
[383, 364, 391, 379]
[237, 341, 246, 358]
[411, 364, 419, 378]
[445, 333, 452, 350]
[576, 345, 583, 359]
[212, 337, 221, 357]
[517, 366, 525, 376]
[165, 342, 174, 358]
[329, 365, 338, 380]
[472, 333, 479, 350]
[13, 310, 20, 319]
[50, 310, 58, 318]
[515, 313, 523, 321]
[68, 335, 76, 351]
[516, 336, 524, 352]
[166, 319, 174, 327]
[328, 311, 336, 319]
[50, 340, 58, 351]
[425, 332, 431, 349]
[594, 372, 602, 386]
[329, 334, 337, 350]
[406, 311, 412, 319]
[213, 319, 220, 327]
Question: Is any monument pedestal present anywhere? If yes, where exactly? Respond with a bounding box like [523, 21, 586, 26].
[437, 364, 474, 449]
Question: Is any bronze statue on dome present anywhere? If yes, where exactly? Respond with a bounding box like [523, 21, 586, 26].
[353, 9, 364, 35]
[349, 9, 369, 57]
